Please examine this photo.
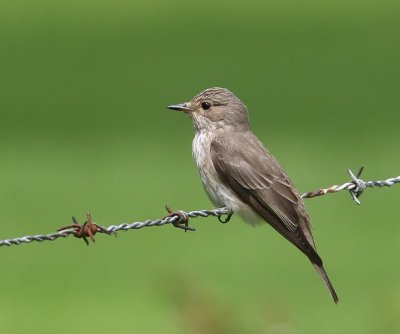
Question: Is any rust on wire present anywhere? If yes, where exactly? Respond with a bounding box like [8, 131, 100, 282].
[57, 213, 112, 246]
[165, 205, 195, 232]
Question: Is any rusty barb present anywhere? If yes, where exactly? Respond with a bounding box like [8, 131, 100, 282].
[57, 213, 112, 246]
[165, 205, 195, 232]
[0, 167, 399, 248]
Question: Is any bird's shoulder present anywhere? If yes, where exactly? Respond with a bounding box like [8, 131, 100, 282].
[211, 131, 295, 194]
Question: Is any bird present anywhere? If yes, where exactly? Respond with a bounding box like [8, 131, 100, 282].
[167, 87, 338, 303]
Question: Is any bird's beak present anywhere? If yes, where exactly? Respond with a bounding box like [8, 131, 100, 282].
[167, 103, 193, 113]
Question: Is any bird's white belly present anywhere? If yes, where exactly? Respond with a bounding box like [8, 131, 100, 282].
[192, 131, 261, 225]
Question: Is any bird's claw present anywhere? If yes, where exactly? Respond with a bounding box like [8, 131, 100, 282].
[218, 213, 233, 224]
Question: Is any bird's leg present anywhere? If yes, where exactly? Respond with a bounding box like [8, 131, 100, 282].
[218, 213, 233, 224]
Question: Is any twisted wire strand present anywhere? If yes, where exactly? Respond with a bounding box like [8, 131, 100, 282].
[301, 176, 400, 199]
[0, 208, 230, 247]
[1, 172, 398, 248]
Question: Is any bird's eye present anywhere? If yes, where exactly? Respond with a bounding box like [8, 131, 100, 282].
[201, 102, 211, 110]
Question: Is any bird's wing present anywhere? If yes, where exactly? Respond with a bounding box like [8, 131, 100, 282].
[210, 132, 321, 264]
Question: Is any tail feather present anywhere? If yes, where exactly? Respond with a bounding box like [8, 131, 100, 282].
[313, 264, 339, 304]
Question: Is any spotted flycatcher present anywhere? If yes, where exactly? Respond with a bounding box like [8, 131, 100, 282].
[168, 87, 338, 303]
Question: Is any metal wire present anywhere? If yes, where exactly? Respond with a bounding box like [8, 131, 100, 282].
[1, 169, 399, 248]
[0, 208, 229, 247]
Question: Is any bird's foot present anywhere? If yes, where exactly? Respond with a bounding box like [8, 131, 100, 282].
[218, 213, 233, 224]
[57, 213, 112, 245]
[165, 205, 195, 232]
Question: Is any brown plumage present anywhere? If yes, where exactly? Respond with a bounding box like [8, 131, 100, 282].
[168, 87, 339, 303]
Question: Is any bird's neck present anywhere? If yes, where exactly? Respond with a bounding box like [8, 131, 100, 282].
[191, 114, 249, 134]
[194, 126, 250, 139]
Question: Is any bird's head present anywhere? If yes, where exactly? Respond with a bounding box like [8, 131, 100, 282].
[168, 87, 250, 132]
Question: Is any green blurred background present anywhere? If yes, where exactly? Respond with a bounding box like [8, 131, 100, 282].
[1, 0, 399, 333]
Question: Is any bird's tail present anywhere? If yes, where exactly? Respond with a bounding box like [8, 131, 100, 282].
[313, 264, 339, 304]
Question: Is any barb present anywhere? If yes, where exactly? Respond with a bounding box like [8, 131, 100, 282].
[1, 169, 399, 248]
[301, 168, 400, 203]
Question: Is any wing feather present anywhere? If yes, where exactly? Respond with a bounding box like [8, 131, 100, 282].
[210, 132, 320, 262]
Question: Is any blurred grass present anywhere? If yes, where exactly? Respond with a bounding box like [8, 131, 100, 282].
[0, 0, 400, 333]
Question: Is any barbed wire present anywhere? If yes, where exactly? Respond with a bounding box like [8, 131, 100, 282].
[1, 168, 399, 248]
[300, 167, 400, 204]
